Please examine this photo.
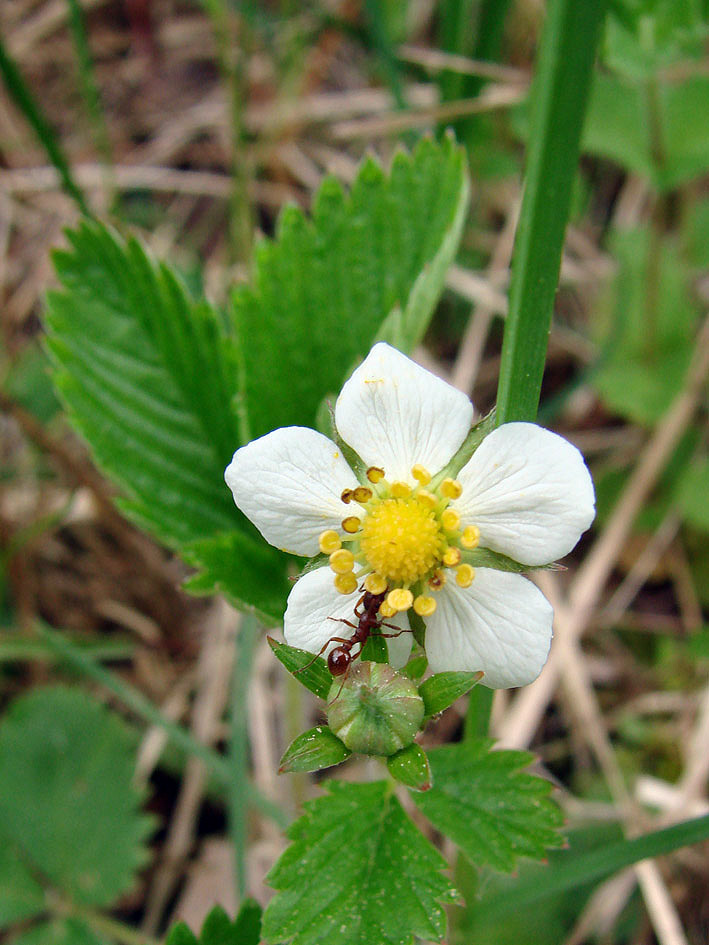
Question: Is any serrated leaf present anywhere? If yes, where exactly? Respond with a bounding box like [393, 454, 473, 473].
[166, 923, 199, 945]
[233, 136, 469, 440]
[279, 726, 351, 774]
[413, 741, 564, 873]
[268, 637, 332, 699]
[263, 780, 459, 945]
[387, 743, 432, 792]
[12, 918, 109, 945]
[419, 671, 483, 717]
[165, 901, 262, 945]
[0, 686, 152, 908]
[45, 220, 244, 549]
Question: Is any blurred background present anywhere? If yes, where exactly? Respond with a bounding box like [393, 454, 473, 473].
[1, 1, 709, 943]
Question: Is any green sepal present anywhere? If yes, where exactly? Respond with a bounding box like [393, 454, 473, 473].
[407, 608, 427, 648]
[279, 725, 351, 774]
[464, 547, 561, 573]
[402, 653, 428, 680]
[431, 407, 496, 484]
[267, 637, 331, 700]
[387, 743, 432, 792]
[419, 671, 484, 718]
[359, 632, 388, 663]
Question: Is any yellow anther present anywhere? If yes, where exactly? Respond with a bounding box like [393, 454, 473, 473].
[330, 549, 355, 574]
[390, 481, 411, 498]
[411, 464, 432, 485]
[341, 489, 353, 504]
[367, 466, 385, 483]
[416, 489, 437, 509]
[441, 477, 463, 499]
[318, 530, 342, 554]
[334, 572, 358, 595]
[461, 525, 480, 548]
[428, 570, 446, 591]
[352, 486, 373, 503]
[441, 508, 461, 532]
[443, 546, 462, 567]
[341, 516, 361, 534]
[379, 600, 396, 618]
[413, 595, 437, 617]
[456, 564, 475, 587]
[364, 573, 388, 595]
[387, 588, 414, 612]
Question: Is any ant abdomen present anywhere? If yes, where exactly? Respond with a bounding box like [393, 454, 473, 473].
[327, 646, 351, 676]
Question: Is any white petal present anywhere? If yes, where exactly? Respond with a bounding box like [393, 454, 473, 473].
[284, 568, 412, 668]
[225, 427, 359, 556]
[335, 342, 474, 482]
[424, 569, 553, 689]
[454, 423, 595, 566]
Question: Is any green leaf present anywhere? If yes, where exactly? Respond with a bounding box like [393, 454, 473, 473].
[387, 743, 432, 792]
[676, 458, 709, 531]
[279, 726, 351, 774]
[0, 686, 152, 907]
[413, 741, 564, 872]
[263, 780, 460, 945]
[419, 671, 483, 718]
[166, 924, 198, 945]
[0, 843, 45, 929]
[268, 637, 332, 699]
[233, 136, 469, 441]
[166, 902, 262, 945]
[46, 220, 244, 549]
[12, 918, 108, 945]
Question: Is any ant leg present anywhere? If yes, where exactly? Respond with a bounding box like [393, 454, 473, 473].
[328, 617, 357, 630]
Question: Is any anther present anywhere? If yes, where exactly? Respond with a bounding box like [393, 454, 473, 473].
[379, 600, 396, 618]
[456, 564, 475, 587]
[334, 572, 358, 595]
[413, 595, 437, 617]
[341, 488, 353, 504]
[390, 481, 411, 498]
[428, 570, 446, 591]
[416, 490, 437, 509]
[364, 573, 387, 595]
[441, 478, 463, 499]
[441, 508, 461, 532]
[318, 530, 342, 554]
[387, 588, 414, 612]
[411, 464, 431, 485]
[461, 525, 480, 548]
[367, 466, 385, 484]
[329, 549, 355, 574]
[341, 516, 361, 534]
[352, 486, 373, 503]
[443, 546, 462, 567]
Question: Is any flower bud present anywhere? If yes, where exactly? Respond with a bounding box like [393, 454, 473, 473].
[326, 662, 425, 756]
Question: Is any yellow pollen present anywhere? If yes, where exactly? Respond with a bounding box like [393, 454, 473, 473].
[390, 481, 411, 498]
[441, 508, 461, 532]
[413, 595, 437, 617]
[319, 530, 342, 554]
[352, 486, 373, 503]
[342, 516, 361, 534]
[360, 497, 445, 585]
[329, 549, 355, 574]
[441, 478, 463, 499]
[387, 588, 414, 612]
[416, 489, 437, 509]
[334, 572, 358, 594]
[428, 570, 446, 591]
[443, 546, 462, 567]
[379, 599, 396, 618]
[341, 489, 353, 504]
[411, 464, 431, 485]
[461, 525, 480, 548]
[367, 466, 385, 483]
[456, 564, 475, 587]
[364, 572, 388, 594]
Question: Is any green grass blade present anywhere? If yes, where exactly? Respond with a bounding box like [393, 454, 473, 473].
[496, 0, 608, 424]
[0, 35, 89, 215]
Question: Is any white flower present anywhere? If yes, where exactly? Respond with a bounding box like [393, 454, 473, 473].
[225, 343, 595, 689]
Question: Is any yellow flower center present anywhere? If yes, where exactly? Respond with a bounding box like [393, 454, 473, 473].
[360, 497, 446, 585]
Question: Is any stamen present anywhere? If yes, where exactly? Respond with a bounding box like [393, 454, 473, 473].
[364, 573, 387, 594]
[341, 488, 353, 504]
[367, 466, 385, 483]
[352, 486, 373, 503]
[441, 478, 463, 499]
[416, 490, 437, 509]
[456, 564, 475, 587]
[390, 481, 411, 498]
[334, 573, 358, 595]
[379, 599, 396, 618]
[413, 595, 436, 616]
[428, 570, 446, 591]
[319, 530, 341, 554]
[329, 549, 355, 574]
[461, 525, 480, 548]
[411, 464, 431, 485]
[443, 546, 462, 567]
[342, 516, 361, 534]
[387, 588, 414, 612]
[441, 508, 461, 532]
